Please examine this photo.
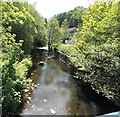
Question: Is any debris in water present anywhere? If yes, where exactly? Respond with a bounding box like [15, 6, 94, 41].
[37, 84, 40, 86]
[24, 89, 29, 93]
[34, 84, 37, 88]
[51, 109, 56, 115]
[38, 108, 43, 111]
[38, 61, 44, 65]
[41, 100, 43, 103]
[26, 101, 30, 104]
[27, 96, 31, 101]
[31, 105, 35, 108]
[43, 99, 47, 102]
[68, 108, 71, 110]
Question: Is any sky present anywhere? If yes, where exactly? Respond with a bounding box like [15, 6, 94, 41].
[28, 0, 95, 19]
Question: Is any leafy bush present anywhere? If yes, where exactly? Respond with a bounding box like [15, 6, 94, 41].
[2, 58, 32, 112]
[58, 1, 120, 106]
[1, 2, 35, 113]
[1, 1, 47, 113]
[76, 1, 120, 102]
[58, 44, 74, 54]
[2, 2, 47, 54]
[1, 26, 32, 112]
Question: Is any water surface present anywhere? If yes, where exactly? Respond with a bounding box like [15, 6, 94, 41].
[21, 50, 119, 116]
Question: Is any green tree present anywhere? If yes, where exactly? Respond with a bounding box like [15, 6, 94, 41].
[1, 1, 47, 113]
[61, 19, 69, 41]
[5, 2, 37, 54]
[24, 3, 47, 47]
[54, 6, 84, 28]
[3, 2, 47, 54]
[54, 12, 68, 26]
[58, 1, 120, 106]
[75, 1, 120, 105]
[47, 18, 62, 51]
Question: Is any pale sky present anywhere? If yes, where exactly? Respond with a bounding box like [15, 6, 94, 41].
[28, 0, 95, 19]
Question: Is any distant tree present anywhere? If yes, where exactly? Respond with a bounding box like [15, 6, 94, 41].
[68, 6, 84, 28]
[54, 6, 84, 28]
[7, 2, 47, 53]
[61, 19, 69, 41]
[45, 18, 47, 24]
[47, 18, 62, 51]
[24, 3, 47, 47]
[54, 12, 68, 26]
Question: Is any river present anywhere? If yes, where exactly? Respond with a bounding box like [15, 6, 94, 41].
[20, 49, 119, 116]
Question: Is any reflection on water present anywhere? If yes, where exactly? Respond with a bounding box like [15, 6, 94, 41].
[21, 50, 119, 116]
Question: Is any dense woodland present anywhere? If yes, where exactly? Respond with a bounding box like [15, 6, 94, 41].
[54, 6, 85, 28]
[57, 1, 120, 106]
[1, 2, 47, 113]
[1, 0, 120, 114]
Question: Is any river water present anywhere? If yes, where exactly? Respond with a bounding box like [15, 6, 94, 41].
[21, 49, 119, 116]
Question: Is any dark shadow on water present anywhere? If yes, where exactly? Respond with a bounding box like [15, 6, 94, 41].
[79, 81, 120, 115]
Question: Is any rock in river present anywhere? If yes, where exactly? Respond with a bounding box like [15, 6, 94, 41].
[38, 61, 44, 66]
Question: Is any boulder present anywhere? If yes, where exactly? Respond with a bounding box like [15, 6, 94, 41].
[38, 61, 44, 66]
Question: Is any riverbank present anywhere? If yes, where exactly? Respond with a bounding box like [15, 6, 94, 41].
[4, 49, 119, 116]
[20, 49, 120, 116]
[54, 49, 120, 108]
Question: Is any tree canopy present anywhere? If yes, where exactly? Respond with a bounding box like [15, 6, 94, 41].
[54, 6, 85, 28]
[1, 1, 47, 113]
[1, 0, 120, 114]
[57, 1, 120, 106]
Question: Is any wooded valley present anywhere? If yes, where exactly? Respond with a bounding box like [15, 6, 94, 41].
[1, 0, 120, 115]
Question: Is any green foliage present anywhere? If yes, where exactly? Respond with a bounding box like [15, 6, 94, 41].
[58, 44, 73, 54]
[1, 2, 44, 113]
[2, 57, 32, 112]
[77, 1, 120, 104]
[2, 2, 47, 113]
[2, 2, 47, 54]
[58, 44, 87, 68]
[58, 1, 120, 106]
[54, 6, 85, 28]
[47, 18, 63, 50]
[1, 26, 32, 112]
[68, 6, 84, 28]
[54, 12, 68, 26]
[2, 2, 35, 54]
[24, 3, 47, 47]
[61, 19, 69, 40]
